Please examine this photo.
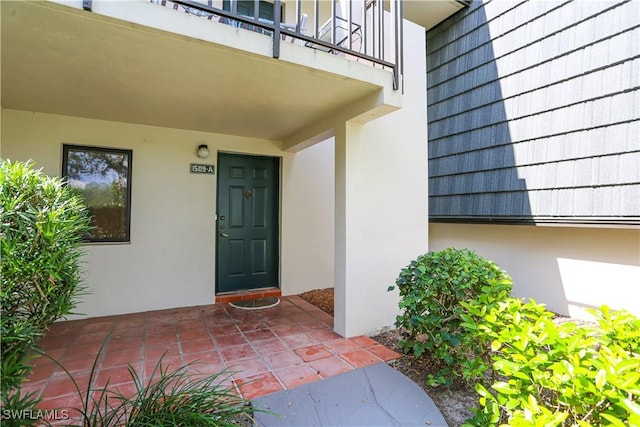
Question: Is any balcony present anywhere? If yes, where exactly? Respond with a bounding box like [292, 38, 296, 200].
[1, 0, 465, 147]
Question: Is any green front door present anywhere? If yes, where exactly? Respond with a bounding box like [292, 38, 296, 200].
[216, 153, 279, 293]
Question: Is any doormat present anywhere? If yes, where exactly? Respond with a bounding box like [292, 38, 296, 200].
[229, 297, 280, 310]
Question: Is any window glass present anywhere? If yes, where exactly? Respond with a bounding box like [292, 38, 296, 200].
[62, 145, 132, 243]
[223, 0, 279, 20]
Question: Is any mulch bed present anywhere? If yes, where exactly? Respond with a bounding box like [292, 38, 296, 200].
[297, 288, 334, 316]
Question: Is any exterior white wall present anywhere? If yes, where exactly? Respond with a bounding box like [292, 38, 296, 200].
[334, 18, 429, 337]
[430, 223, 640, 319]
[281, 138, 335, 294]
[1, 108, 334, 318]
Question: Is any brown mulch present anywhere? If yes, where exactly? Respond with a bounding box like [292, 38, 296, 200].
[297, 288, 334, 316]
[296, 287, 477, 426]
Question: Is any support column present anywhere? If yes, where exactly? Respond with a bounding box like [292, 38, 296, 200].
[333, 121, 355, 337]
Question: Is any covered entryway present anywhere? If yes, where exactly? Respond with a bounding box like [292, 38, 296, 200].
[216, 153, 280, 293]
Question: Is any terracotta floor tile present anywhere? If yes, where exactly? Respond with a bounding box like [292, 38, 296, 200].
[251, 338, 289, 356]
[48, 321, 82, 336]
[281, 332, 318, 349]
[236, 320, 265, 332]
[262, 350, 304, 370]
[287, 312, 316, 324]
[37, 393, 84, 420]
[144, 356, 182, 380]
[243, 328, 277, 343]
[315, 312, 335, 326]
[177, 326, 210, 341]
[227, 357, 270, 378]
[339, 349, 382, 369]
[308, 355, 353, 379]
[228, 312, 252, 323]
[65, 341, 104, 358]
[365, 344, 402, 362]
[105, 381, 139, 399]
[215, 333, 249, 347]
[205, 314, 237, 326]
[199, 304, 228, 316]
[278, 306, 305, 317]
[284, 295, 309, 307]
[270, 324, 302, 337]
[182, 350, 222, 366]
[35, 347, 67, 363]
[173, 309, 202, 322]
[39, 334, 76, 351]
[236, 372, 284, 400]
[111, 326, 144, 340]
[58, 354, 97, 373]
[294, 344, 333, 362]
[180, 338, 216, 355]
[306, 327, 343, 342]
[26, 297, 407, 407]
[21, 380, 47, 399]
[101, 349, 143, 368]
[350, 335, 379, 348]
[145, 343, 180, 361]
[113, 314, 146, 329]
[297, 319, 332, 331]
[144, 315, 176, 327]
[261, 316, 292, 327]
[28, 361, 57, 382]
[80, 319, 115, 333]
[220, 343, 257, 362]
[107, 336, 143, 354]
[187, 362, 229, 379]
[145, 323, 177, 337]
[95, 364, 139, 387]
[324, 338, 361, 355]
[176, 318, 207, 329]
[274, 365, 321, 389]
[207, 324, 240, 335]
[44, 371, 92, 397]
[145, 332, 178, 346]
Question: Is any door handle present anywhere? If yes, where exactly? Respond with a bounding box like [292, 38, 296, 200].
[220, 232, 229, 238]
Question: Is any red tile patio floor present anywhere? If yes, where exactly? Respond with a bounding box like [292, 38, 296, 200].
[24, 295, 401, 417]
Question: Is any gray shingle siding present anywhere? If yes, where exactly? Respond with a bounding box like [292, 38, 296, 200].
[427, 0, 640, 225]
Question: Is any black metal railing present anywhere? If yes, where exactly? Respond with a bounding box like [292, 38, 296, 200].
[154, 0, 403, 90]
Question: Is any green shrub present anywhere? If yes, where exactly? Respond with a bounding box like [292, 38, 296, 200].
[1, 160, 90, 419]
[389, 247, 513, 386]
[463, 299, 640, 426]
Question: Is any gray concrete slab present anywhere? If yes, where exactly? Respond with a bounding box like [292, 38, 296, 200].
[252, 363, 448, 426]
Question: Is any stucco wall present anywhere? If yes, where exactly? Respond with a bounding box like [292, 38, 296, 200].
[1, 108, 335, 318]
[333, 17, 429, 337]
[430, 223, 640, 319]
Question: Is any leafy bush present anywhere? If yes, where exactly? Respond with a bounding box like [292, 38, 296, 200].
[1, 160, 90, 418]
[463, 299, 640, 426]
[389, 247, 513, 386]
[42, 340, 259, 426]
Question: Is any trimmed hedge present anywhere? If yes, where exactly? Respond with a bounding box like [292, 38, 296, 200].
[389, 247, 513, 386]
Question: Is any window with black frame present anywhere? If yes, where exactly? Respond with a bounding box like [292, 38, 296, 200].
[62, 145, 132, 243]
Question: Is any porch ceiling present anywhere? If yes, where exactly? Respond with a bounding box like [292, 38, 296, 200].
[1, 1, 382, 142]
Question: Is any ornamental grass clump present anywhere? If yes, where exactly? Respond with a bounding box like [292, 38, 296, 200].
[389, 247, 513, 386]
[42, 339, 258, 427]
[1, 159, 91, 421]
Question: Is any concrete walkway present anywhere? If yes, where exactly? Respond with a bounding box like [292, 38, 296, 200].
[252, 362, 448, 426]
